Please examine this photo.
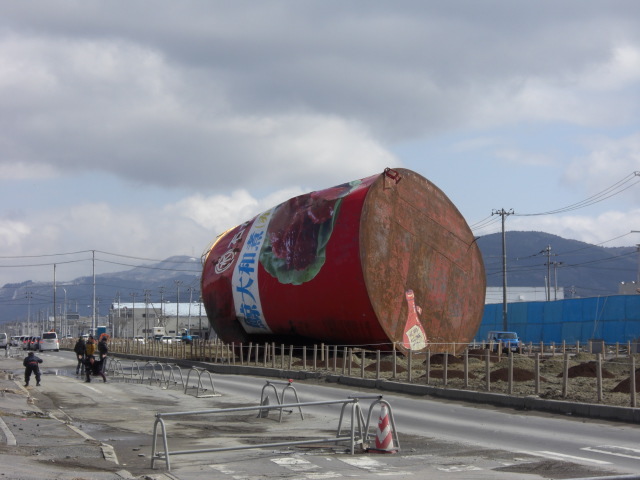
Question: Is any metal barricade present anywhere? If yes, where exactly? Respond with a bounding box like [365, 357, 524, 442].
[259, 379, 304, 422]
[151, 397, 382, 471]
[142, 362, 184, 390]
[184, 367, 220, 398]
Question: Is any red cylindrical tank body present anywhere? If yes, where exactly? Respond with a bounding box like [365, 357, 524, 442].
[201, 168, 485, 353]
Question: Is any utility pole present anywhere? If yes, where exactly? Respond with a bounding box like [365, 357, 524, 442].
[552, 261, 564, 301]
[174, 280, 182, 336]
[492, 208, 513, 330]
[26, 291, 32, 336]
[92, 250, 96, 335]
[144, 290, 151, 340]
[53, 263, 57, 333]
[541, 245, 560, 301]
[130, 292, 137, 338]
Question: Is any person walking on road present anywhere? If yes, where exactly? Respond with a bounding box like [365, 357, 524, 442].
[85, 354, 107, 383]
[85, 335, 96, 357]
[23, 351, 43, 387]
[98, 336, 109, 362]
[74, 336, 86, 375]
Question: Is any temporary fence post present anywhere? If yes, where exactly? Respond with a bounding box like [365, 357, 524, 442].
[303, 346, 307, 370]
[321, 343, 325, 363]
[342, 347, 347, 375]
[485, 349, 490, 392]
[443, 350, 448, 387]
[534, 352, 540, 395]
[596, 353, 603, 403]
[272, 342, 276, 369]
[407, 350, 413, 383]
[464, 347, 469, 389]
[347, 348, 352, 376]
[360, 349, 365, 378]
[508, 351, 513, 395]
[333, 345, 338, 371]
[630, 355, 636, 408]
[562, 352, 569, 398]
[425, 349, 431, 385]
[264, 342, 268, 367]
[392, 343, 397, 379]
[376, 350, 381, 380]
[281, 344, 285, 370]
[313, 345, 318, 371]
[288, 345, 293, 370]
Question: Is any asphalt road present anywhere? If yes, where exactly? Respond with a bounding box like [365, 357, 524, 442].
[1, 348, 640, 479]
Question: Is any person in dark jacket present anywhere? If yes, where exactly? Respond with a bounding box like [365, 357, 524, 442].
[73, 336, 86, 375]
[97, 336, 109, 362]
[23, 351, 43, 386]
[84, 355, 106, 383]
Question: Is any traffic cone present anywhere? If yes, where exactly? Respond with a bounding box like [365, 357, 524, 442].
[369, 404, 397, 453]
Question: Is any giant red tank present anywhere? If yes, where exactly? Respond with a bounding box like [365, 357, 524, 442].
[201, 168, 485, 353]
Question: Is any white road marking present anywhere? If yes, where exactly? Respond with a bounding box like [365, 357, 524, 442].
[436, 465, 482, 472]
[0, 416, 17, 446]
[271, 457, 321, 472]
[339, 457, 413, 476]
[582, 445, 640, 460]
[522, 450, 611, 465]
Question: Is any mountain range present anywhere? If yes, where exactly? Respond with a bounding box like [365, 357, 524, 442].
[1, 231, 637, 325]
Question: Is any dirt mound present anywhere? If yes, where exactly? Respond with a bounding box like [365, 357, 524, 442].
[612, 370, 640, 393]
[557, 362, 615, 379]
[364, 360, 406, 374]
[429, 353, 463, 365]
[485, 367, 539, 382]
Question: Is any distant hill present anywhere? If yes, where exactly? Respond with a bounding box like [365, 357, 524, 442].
[477, 231, 636, 297]
[1, 232, 637, 324]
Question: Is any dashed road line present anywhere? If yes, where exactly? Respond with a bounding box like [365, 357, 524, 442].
[522, 450, 611, 465]
[582, 445, 640, 461]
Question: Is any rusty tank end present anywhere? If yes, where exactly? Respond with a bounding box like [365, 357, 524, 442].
[201, 168, 485, 353]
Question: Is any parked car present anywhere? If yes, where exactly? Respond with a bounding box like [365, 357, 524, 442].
[133, 336, 146, 344]
[10, 336, 22, 347]
[21, 336, 30, 350]
[40, 331, 60, 352]
[28, 336, 41, 351]
[486, 331, 521, 353]
[160, 336, 173, 344]
[0, 333, 7, 350]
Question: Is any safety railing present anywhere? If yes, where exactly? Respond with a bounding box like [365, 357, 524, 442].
[150, 396, 396, 471]
[259, 379, 303, 422]
[183, 367, 220, 398]
[142, 361, 185, 390]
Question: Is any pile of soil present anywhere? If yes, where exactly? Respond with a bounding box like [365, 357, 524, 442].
[558, 362, 615, 379]
[429, 353, 463, 365]
[612, 369, 640, 393]
[364, 360, 406, 374]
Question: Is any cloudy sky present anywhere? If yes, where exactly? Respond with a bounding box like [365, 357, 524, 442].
[2, 1, 640, 286]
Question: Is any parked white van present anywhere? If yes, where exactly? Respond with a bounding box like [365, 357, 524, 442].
[0, 333, 7, 349]
[39, 331, 60, 352]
